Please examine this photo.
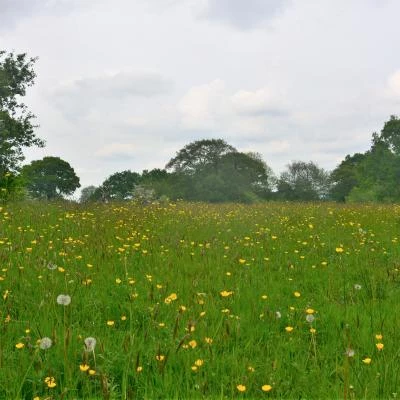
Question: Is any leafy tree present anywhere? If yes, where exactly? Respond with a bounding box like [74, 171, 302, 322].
[329, 153, 366, 202]
[378, 115, 400, 155]
[166, 139, 237, 174]
[21, 157, 80, 200]
[99, 170, 141, 201]
[277, 161, 330, 201]
[80, 185, 97, 203]
[347, 139, 400, 203]
[0, 51, 44, 173]
[165, 139, 275, 202]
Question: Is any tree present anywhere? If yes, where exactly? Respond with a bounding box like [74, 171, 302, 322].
[346, 139, 400, 203]
[166, 139, 237, 174]
[80, 185, 97, 203]
[165, 139, 277, 202]
[99, 170, 141, 201]
[0, 51, 44, 174]
[277, 161, 330, 201]
[329, 153, 366, 202]
[378, 115, 400, 155]
[21, 157, 80, 200]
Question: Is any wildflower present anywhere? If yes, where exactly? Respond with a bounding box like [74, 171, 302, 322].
[220, 290, 234, 297]
[56, 294, 71, 306]
[248, 366, 255, 372]
[194, 359, 204, 367]
[107, 320, 115, 326]
[261, 295, 268, 299]
[306, 314, 315, 323]
[262, 384, 273, 392]
[80, 364, 90, 371]
[237, 384, 246, 392]
[84, 337, 96, 352]
[39, 337, 52, 350]
[335, 247, 344, 253]
[293, 291, 301, 297]
[362, 357, 372, 365]
[275, 311, 282, 319]
[188, 340, 197, 349]
[156, 354, 165, 361]
[345, 348, 355, 357]
[376, 343, 384, 351]
[191, 365, 198, 371]
[136, 366, 143, 372]
[47, 262, 57, 270]
[15, 342, 25, 349]
[305, 308, 315, 314]
[164, 293, 178, 304]
[121, 315, 127, 321]
[353, 284, 362, 290]
[375, 333, 383, 340]
[310, 328, 317, 334]
[238, 259, 246, 264]
[285, 326, 294, 332]
[44, 376, 56, 388]
[204, 337, 213, 344]
[88, 369, 96, 375]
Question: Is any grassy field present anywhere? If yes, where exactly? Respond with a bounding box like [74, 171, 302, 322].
[0, 201, 400, 399]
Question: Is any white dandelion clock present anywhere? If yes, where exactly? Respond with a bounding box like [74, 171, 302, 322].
[306, 314, 315, 323]
[84, 337, 97, 352]
[56, 294, 71, 306]
[39, 337, 53, 350]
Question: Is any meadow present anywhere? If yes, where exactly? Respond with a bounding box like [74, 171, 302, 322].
[0, 201, 400, 399]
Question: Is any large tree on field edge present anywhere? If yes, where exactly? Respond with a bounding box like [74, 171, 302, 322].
[21, 157, 80, 200]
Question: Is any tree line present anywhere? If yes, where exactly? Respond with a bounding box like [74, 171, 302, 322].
[1, 50, 400, 204]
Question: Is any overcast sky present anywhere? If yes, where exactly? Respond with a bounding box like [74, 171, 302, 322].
[1, 0, 400, 189]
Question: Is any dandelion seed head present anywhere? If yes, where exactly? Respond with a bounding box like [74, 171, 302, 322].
[56, 294, 71, 306]
[39, 337, 52, 350]
[84, 337, 96, 352]
[306, 314, 315, 323]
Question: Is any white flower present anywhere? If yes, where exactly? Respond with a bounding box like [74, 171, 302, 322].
[354, 284, 362, 290]
[345, 348, 355, 357]
[84, 337, 97, 352]
[39, 337, 53, 350]
[275, 311, 282, 319]
[56, 294, 71, 306]
[306, 314, 315, 323]
[47, 262, 57, 270]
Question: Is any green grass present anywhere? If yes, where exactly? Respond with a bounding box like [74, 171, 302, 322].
[0, 201, 400, 399]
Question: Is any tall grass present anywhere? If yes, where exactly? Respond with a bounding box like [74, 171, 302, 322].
[0, 201, 399, 399]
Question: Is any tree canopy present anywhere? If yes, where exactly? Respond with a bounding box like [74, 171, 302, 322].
[0, 51, 44, 173]
[21, 157, 80, 200]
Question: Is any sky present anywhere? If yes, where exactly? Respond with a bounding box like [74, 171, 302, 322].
[1, 0, 400, 190]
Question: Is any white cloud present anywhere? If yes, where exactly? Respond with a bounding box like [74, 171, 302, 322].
[178, 80, 288, 137]
[197, 0, 292, 29]
[49, 71, 172, 120]
[95, 143, 137, 160]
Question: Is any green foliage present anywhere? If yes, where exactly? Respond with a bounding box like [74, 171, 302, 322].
[277, 161, 330, 200]
[166, 138, 237, 174]
[0, 51, 44, 173]
[0, 171, 26, 202]
[165, 140, 275, 202]
[378, 114, 400, 154]
[329, 153, 366, 202]
[21, 156, 80, 199]
[94, 170, 141, 201]
[1, 201, 400, 398]
[80, 185, 98, 203]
